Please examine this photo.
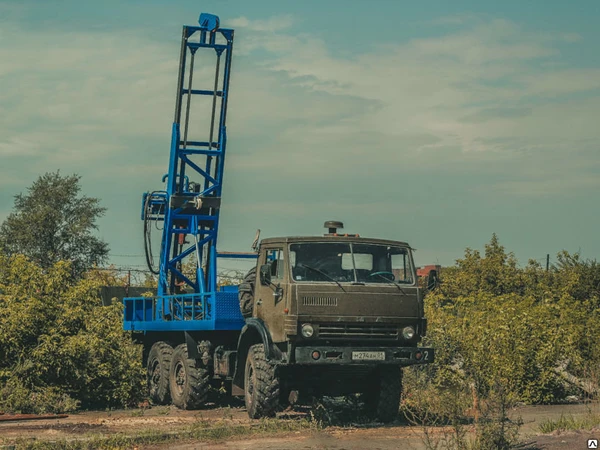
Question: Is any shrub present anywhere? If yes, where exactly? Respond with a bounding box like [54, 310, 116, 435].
[416, 236, 600, 405]
[0, 254, 145, 413]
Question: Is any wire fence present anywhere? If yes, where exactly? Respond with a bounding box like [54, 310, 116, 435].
[91, 264, 246, 287]
[99, 253, 561, 286]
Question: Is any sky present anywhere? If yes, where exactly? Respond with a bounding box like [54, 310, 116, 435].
[1, 0, 599, 275]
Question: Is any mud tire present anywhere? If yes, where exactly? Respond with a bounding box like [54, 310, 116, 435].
[169, 344, 210, 410]
[364, 366, 403, 423]
[244, 344, 280, 418]
[238, 267, 256, 318]
[147, 341, 173, 405]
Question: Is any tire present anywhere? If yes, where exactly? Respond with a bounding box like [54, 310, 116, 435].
[238, 267, 256, 318]
[364, 366, 403, 423]
[169, 344, 211, 410]
[244, 344, 280, 418]
[147, 341, 173, 405]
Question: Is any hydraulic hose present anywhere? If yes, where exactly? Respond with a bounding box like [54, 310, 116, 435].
[143, 191, 165, 275]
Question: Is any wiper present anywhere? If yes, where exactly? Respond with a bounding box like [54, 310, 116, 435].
[299, 264, 346, 292]
[370, 272, 408, 296]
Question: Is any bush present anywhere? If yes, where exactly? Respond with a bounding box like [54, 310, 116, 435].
[415, 236, 600, 405]
[0, 254, 145, 413]
[403, 235, 600, 449]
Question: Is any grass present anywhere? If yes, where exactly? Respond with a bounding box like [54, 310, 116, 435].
[154, 406, 170, 416]
[538, 412, 600, 433]
[3, 417, 321, 450]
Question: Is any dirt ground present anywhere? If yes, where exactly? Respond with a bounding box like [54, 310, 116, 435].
[0, 402, 598, 449]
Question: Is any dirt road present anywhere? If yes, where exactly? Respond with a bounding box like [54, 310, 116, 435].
[0, 402, 598, 449]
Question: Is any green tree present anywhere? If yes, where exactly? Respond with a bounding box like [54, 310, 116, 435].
[0, 255, 145, 413]
[0, 171, 109, 277]
[413, 234, 600, 407]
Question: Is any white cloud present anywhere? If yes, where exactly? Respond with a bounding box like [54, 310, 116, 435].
[227, 17, 599, 192]
[426, 13, 485, 26]
[1, 12, 598, 208]
[0, 136, 42, 156]
[488, 175, 600, 197]
[229, 15, 294, 32]
[0, 27, 179, 174]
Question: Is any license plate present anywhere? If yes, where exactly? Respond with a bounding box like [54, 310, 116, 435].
[352, 351, 385, 361]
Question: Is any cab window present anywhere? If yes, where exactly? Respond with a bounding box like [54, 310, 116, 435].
[265, 248, 284, 280]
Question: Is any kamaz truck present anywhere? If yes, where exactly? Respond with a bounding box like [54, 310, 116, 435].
[123, 13, 434, 422]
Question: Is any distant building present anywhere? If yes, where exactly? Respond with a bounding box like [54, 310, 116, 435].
[417, 265, 441, 277]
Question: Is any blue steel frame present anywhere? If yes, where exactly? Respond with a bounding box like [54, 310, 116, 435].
[123, 13, 257, 332]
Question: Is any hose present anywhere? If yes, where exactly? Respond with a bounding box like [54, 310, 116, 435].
[143, 191, 165, 275]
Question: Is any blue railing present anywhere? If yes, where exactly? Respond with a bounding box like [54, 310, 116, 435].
[124, 292, 212, 323]
[123, 285, 244, 331]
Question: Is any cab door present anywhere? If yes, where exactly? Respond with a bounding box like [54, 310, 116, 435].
[254, 246, 288, 342]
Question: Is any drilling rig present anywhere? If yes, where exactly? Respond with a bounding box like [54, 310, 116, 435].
[123, 12, 434, 421]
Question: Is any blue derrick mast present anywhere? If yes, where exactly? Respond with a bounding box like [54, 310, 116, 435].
[123, 13, 255, 332]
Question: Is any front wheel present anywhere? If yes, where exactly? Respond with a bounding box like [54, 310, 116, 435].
[244, 344, 280, 418]
[169, 344, 210, 410]
[363, 366, 403, 423]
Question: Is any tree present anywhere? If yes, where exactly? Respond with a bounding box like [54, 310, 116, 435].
[0, 255, 145, 413]
[414, 235, 600, 405]
[0, 171, 109, 277]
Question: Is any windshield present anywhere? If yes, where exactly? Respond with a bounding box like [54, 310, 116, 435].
[289, 242, 414, 284]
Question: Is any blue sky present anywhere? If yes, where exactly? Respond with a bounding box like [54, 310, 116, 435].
[1, 0, 599, 275]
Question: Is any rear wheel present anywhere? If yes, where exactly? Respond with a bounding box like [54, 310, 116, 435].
[169, 344, 210, 410]
[147, 341, 173, 405]
[238, 267, 256, 318]
[244, 344, 280, 418]
[363, 366, 403, 423]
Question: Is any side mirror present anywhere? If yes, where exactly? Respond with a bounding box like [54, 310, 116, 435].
[427, 270, 439, 291]
[260, 264, 271, 286]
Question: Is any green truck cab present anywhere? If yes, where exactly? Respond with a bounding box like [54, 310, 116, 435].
[235, 221, 434, 422]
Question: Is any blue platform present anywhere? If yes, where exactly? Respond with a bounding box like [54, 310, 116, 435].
[123, 285, 245, 332]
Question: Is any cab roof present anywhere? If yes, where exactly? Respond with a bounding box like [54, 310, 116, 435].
[259, 235, 411, 247]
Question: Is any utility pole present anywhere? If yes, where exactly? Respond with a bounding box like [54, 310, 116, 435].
[546, 254, 550, 271]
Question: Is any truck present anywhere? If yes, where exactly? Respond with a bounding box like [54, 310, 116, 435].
[123, 12, 434, 422]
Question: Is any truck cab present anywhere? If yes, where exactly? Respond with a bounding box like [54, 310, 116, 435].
[235, 222, 434, 421]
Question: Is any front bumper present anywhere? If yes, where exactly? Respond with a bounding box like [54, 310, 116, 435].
[294, 346, 434, 366]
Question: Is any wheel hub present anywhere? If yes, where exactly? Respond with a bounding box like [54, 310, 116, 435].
[175, 361, 186, 395]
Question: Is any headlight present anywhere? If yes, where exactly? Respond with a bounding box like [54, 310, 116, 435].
[402, 326, 416, 340]
[301, 323, 315, 338]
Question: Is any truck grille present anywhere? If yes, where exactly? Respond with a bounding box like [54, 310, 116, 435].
[302, 296, 338, 307]
[318, 323, 399, 340]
